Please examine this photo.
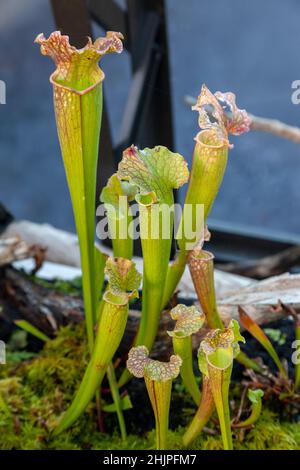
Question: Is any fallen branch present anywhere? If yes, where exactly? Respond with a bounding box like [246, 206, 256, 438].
[184, 95, 300, 145]
[217, 273, 300, 325]
[0, 266, 83, 336]
[249, 113, 300, 145]
[0, 267, 298, 359]
[0, 236, 46, 273]
[3, 220, 80, 267]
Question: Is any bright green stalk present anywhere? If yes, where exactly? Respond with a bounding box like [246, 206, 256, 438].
[127, 346, 182, 450]
[94, 246, 107, 308]
[162, 251, 186, 309]
[236, 350, 262, 373]
[14, 320, 50, 343]
[234, 389, 264, 428]
[167, 304, 205, 405]
[208, 364, 233, 450]
[36, 31, 123, 352]
[100, 175, 137, 436]
[117, 146, 189, 387]
[136, 195, 172, 349]
[178, 131, 228, 253]
[54, 258, 141, 435]
[197, 319, 245, 450]
[100, 174, 136, 260]
[145, 378, 172, 450]
[162, 81, 252, 308]
[112, 217, 133, 259]
[183, 376, 215, 447]
[54, 295, 128, 435]
[106, 363, 127, 441]
[162, 129, 228, 308]
[119, 195, 172, 387]
[172, 337, 200, 405]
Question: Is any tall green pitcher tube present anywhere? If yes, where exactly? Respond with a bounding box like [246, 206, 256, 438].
[35, 31, 123, 351]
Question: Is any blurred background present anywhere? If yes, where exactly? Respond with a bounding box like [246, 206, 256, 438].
[0, 0, 300, 238]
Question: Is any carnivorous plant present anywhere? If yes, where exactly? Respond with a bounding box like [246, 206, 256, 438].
[36, 31, 123, 351]
[162, 85, 251, 308]
[117, 145, 189, 386]
[54, 257, 141, 434]
[37, 38, 266, 448]
[167, 304, 205, 404]
[127, 346, 182, 450]
[233, 389, 264, 428]
[184, 320, 245, 450]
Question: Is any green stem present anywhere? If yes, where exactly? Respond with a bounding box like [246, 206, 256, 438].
[54, 81, 103, 353]
[107, 198, 133, 260]
[234, 398, 262, 428]
[163, 131, 228, 308]
[208, 364, 233, 450]
[183, 376, 214, 447]
[107, 363, 127, 441]
[111, 215, 133, 260]
[119, 196, 172, 387]
[145, 377, 172, 450]
[180, 132, 228, 247]
[162, 251, 186, 309]
[36, 31, 123, 353]
[54, 292, 129, 435]
[236, 350, 263, 373]
[173, 336, 200, 405]
[138, 199, 172, 347]
[14, 320, 50, 343]
[94, 246, 106, 309]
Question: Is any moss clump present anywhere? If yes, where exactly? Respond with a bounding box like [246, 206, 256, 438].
[28, 274, 83, 296]
[176, 410, 300, 450]
[0, 323, 299, 450]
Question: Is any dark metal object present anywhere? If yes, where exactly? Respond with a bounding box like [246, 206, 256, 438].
[50, 0, 115, 194]
[50, 0, 174, 192]
[0, 203, 13, 235]
[208, 218, 300, 264]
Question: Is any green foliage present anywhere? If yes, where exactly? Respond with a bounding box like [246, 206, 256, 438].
[264, 328, 287, 346]
[167, 409, 300, 450]
[29, 275, 83, 296]
[14, 320, 50, 343]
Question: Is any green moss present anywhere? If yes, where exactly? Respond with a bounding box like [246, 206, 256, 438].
[28, 274, 83, 296]
[0, 323, 299, 450]
[176, 410, 300, 450]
